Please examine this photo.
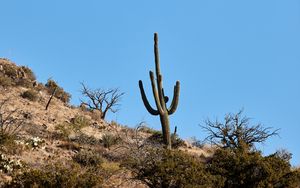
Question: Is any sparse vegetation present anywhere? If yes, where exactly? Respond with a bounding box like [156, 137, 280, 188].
[146, 131, 185, 149]
[123, 148, 221, 188]
[26, 137, 45, 149]
[0, 99, 26, 146]
[0, 59, 299, 188]
[21, 89, 39, 101]
[45, 79, 71, 103]
[70, 115, 90, 131]
[55, 123, 72, 140]
[101, 133, 119, 149]
[73, 150, 103, 166]
[73, 133, 99, 145]
[0, 153, 23, 173]
[54, 116, 91, 140]
[20, 66, 36, 81]
[5, 162, 103, 188]
[0, 76, 14, 87]
[0, 60, 36, 89]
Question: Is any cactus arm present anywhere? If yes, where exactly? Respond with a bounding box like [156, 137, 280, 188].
[149, 71, 164, 115]
[157, 74, 166, 108]
[138, 80, 159, 116]
[154, 33, 161, 77]
[167, 81, 180, 115]
[154, 33, 166, 107]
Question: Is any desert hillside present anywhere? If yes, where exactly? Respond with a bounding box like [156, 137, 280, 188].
[0, 58, 299, 187]
[0, 58, 213, 187]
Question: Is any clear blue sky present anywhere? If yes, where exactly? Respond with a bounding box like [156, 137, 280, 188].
[1, 1, 299, 165]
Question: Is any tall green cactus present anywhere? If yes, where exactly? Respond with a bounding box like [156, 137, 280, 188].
[139, 33, 180, 149]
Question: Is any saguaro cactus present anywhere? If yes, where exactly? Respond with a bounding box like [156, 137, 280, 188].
[139, 33, 180, 149]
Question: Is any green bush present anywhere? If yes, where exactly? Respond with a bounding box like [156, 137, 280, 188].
[123, 148, 221, 188]
[55, 116, 90, 141]
[275, 169, 300, 188]
[21, 89, 39, 101]
[70, 115, 90, 131]
[101, 133, 119, 149]
[73, 150, 103, 166]
[207, 148, 300, 187]
[5, 162, 103, 188]
[45, 79, 71, 103]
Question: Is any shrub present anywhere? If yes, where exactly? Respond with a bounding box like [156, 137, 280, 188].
[170, 133, 185, 148]
[3, 65, 17, 78]
[57, 141, 81, 151]
[73, 150, 103, 166]
[5, 162, 103, 188]
[0, 99, 25, 146]
[0, 76, 14, 87]
[45, 79, 71, 103]
[123, 148, 221, 187]
[70, 115, 90, 131]
[1, 138, 25, 155]
[16, 79, 34, 88]
[207, 148, 300, 187]
[101, 133, 119, 149]
[137, 125, 161, 135]
[55, 116, 90, 141]
[275, 169, 300, 187]
[0, 153, 23, 173]
[55, 123, 72, 140]
[73, 133, 99, 145]
[21, 89, 39, 101]
[25, 137, 45, 150]
[147, 131, 185, 148]
[20, 66, 36, 81]
[0, 64, 36, 88]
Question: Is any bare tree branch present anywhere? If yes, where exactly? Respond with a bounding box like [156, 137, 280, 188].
[201, 110, 279, 150]
[80, 83, 124, 119]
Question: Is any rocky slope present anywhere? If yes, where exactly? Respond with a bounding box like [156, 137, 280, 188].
[0, 58, 211, 187]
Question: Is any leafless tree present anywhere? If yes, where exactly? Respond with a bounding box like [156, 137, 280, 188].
[80, 83, 124, 120]
[201, 110, 279, 150]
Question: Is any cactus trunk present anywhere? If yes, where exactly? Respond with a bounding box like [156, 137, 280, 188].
[160, 113, 171, 149]
[139, 33, 180, 149]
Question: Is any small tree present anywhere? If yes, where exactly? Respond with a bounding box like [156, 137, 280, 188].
[80, 83, 124, 120]
[201, 110, 278, 151]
